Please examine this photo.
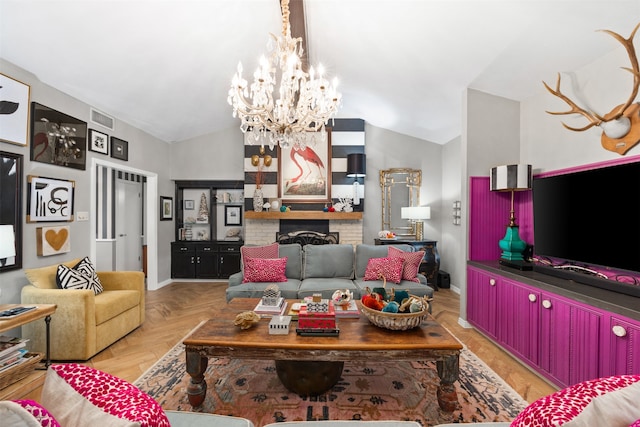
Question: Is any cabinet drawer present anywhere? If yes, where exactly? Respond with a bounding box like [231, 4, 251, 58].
[172, 244, 194, 254]
[196, 245, 215, 253]
[218, 244, 241, 253]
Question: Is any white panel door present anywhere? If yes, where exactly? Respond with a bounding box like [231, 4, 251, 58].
[115, 178, 142, 271]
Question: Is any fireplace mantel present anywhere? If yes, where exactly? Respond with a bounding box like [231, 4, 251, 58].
[244, 211, 362, 221]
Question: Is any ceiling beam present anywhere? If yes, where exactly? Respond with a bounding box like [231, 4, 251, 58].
[281, 0, 309, 71]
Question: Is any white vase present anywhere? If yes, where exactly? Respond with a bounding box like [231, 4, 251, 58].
[253, 188, 264, 212]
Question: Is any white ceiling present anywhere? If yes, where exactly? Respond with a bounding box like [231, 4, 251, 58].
[1, 0, 639, 145]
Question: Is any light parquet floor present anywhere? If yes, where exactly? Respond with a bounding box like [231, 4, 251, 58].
[52, 282, 558, 404]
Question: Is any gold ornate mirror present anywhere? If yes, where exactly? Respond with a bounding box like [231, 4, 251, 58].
[380, 168, 421, 238]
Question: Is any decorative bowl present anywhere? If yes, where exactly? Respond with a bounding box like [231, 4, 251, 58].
[357, 300, 431, 331]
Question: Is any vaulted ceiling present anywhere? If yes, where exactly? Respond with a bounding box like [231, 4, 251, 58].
[1, 0, 639, 145]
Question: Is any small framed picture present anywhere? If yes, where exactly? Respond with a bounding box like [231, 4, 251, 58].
[89, 129, 109, 155]
[111, 137, 128, 161]
[184, 200, 195, 210]
[160, 196, 173, 221]
[225, 205, 242, 226]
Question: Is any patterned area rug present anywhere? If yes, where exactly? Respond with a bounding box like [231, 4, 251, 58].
[135, 326, 526, 427]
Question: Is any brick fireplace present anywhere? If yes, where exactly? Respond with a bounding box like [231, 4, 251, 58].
[243, 212, 363, 246]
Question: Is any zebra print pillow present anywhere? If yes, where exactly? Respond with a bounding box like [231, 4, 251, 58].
[55, 257, 103, 295]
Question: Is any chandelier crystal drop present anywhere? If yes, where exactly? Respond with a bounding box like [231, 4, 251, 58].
[227, 0, 342, 151]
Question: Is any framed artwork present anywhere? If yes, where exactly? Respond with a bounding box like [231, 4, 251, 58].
[36, 225, 71, 256]
[30, 102, 87, 170]
[225, 205, 242, 226]
[0, 74, 30, 146]
[160, 196, 173, 221]
[111, 137, 128, 161]
[0, 151, 23, 272]
[278, 132, 332, 203]
[184, 200, 194, 210]
[88, 129, 109, 155]
[27, 175, 75, 223]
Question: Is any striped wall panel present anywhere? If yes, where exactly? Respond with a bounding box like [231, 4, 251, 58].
[96, 165, 114, 240]
[243, 118, 366, 212]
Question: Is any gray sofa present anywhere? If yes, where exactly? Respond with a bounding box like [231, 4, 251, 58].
[226, 243, 435, 302]
[261, 423, 506, 427]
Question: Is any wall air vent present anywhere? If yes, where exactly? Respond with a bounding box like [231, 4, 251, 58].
[90, 108, 114, 130]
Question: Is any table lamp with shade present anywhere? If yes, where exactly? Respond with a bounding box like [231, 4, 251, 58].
[489, 164, 532, 270]
[346, 153, 366, 205]
[0, 224, 16, 267]
[401, 206, 431, 240]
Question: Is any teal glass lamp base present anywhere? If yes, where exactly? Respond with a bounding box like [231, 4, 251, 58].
[499, 226, 527, 261]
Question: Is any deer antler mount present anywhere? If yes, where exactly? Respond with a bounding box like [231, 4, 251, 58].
[543, 22, 640, 155]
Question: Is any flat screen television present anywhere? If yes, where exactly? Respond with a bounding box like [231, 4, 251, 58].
[532, 160, 640, 297]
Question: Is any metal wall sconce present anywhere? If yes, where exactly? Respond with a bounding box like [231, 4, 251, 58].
[452, 201, 461, 225]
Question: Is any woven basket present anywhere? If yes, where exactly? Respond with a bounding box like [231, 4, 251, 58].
[357, 300, 430, 331]
[0, 352, 43, 390]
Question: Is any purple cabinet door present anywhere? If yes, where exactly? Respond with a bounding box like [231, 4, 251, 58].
[538, 295, 571, 386]
[602, 315, 640, 377]
[539, 294, 601, 387]
[497, 278, 540, 366]
[467, 266, 499, 339]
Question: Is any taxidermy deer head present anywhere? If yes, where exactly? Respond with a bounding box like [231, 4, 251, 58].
[543, 22, 640, 155]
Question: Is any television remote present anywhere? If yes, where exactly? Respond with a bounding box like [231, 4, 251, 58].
[0, 306, 36, 318]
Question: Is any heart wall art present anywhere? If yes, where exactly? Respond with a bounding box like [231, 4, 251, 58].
[36, 225, 70, 256]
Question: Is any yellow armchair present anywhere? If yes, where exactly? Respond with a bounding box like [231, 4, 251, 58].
[21, 259, 145, 361]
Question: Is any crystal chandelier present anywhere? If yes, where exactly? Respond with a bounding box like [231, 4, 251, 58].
[227, 0, 342, 151]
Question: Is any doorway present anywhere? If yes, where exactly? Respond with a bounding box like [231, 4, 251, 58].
[115, 177, 143, 272]
[90, 158, 159, 290]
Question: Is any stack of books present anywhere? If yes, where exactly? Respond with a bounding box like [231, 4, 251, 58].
[0, 336, 30, 373]
[253, 297, 288, 317]
[297, 299, 339, 336]
[333, 300, 360, 318]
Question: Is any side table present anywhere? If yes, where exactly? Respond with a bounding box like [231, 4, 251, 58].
[374, 239, 441, 288]
[0, 304, 56, 368]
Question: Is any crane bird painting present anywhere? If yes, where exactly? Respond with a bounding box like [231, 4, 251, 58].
[280, 142, 331, 202]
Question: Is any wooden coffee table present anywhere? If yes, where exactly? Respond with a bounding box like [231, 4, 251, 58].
[183, 298, 463, 411]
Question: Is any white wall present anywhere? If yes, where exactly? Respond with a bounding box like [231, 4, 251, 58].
[521, 46, 636, 171]
[0, 59, 173, 304]
[361, 124, 442, 245]
[440, 136, 463, 290]
[170, 127, 245, 181]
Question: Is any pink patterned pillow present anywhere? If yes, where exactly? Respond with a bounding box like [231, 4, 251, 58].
[42, 363, 169, 427]
[240, 243, 279, 271]
[243, 257, 288, 283]
[0, 400, 61, 427]
[388, 246, 424, 282]
[511, 375, 640, 427]
[363, 257, 404, 284]
[631, 420, 640, 427]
